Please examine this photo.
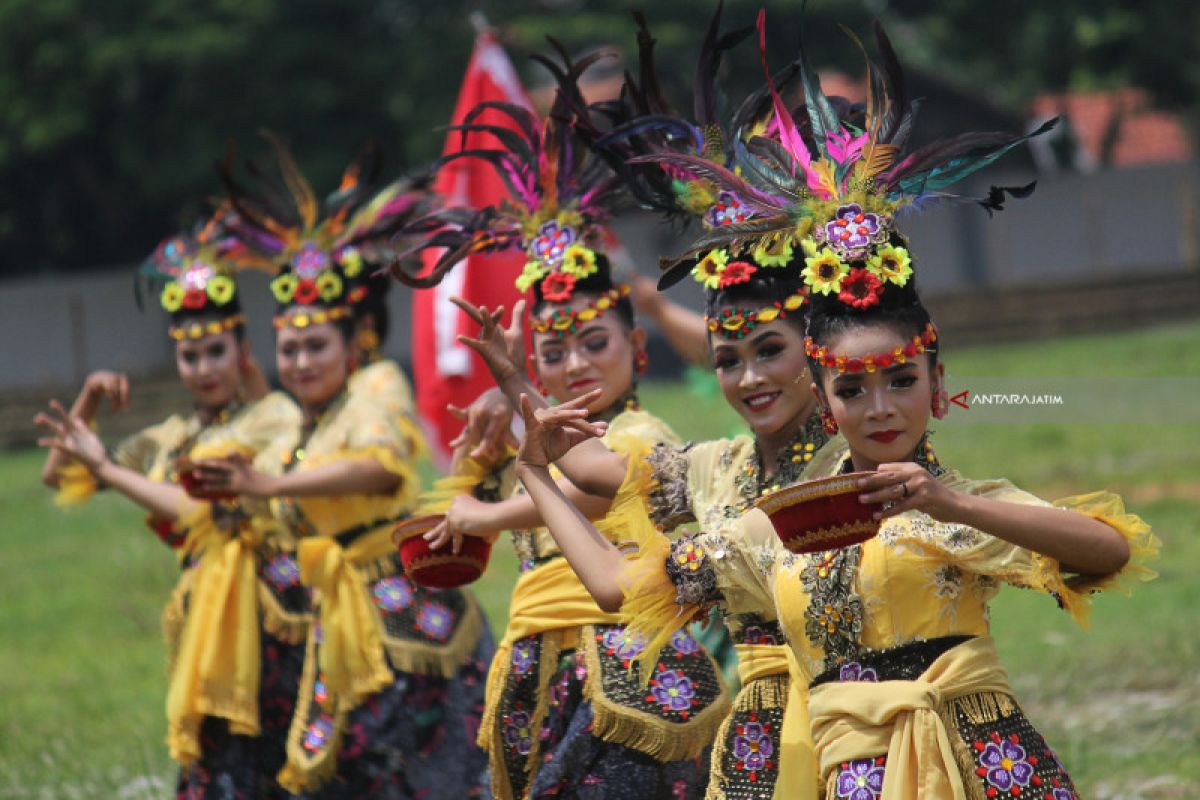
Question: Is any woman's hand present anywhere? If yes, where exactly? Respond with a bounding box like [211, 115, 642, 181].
[516, 391, 607, 471]
[452, 296, 527, 384]
[187, 455, 276, 499]
[423, 494, 502, 553]
[35, 399, 109, 472]
[447, 387, 515, 466]
[857, 462, 966, 522]
[82, 370, 131, 413]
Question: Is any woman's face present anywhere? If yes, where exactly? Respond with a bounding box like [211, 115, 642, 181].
[814, 324, 942, 470]
[275, 319, 351, 411]
[174, 328, 242, 411]
[531, 296, 644, 415]
[710, 316, 816, 440]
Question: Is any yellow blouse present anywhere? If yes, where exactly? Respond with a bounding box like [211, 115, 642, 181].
[347, 358, 427, 458]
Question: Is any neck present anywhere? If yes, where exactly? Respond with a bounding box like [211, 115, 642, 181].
[302, 388, 345, 427]
[755, 402, 816, 478]
[196, 398, 235, 425]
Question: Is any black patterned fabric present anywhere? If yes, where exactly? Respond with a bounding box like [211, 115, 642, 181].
[713, 687, 787, 799]
[175, 633, 305, 799]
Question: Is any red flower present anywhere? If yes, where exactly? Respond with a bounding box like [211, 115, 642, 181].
[293, 278, 320, 305]
[539, 271, 577, 302]
[718, 260, 757, 288]
[837, 268, 883, 309]
[182, 288, 208, 310]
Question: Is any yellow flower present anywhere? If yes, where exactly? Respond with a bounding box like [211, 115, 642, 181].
[802, 249, 849, 295]
[316, 271, 344, 302]
[338, 247, 364, 278]
[205, 274, 236, 306]
[560, 245, 598, 279]
[160, 282, 185, 312]
[752, 236, 794, 268]
[692, 249, 728, 290]
[271, 274, 298, 304]
[515, 261, 546, 293]
[867, 244, 913, 287]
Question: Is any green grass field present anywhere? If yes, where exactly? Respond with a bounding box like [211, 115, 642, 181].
[2, 321, 1198, 798]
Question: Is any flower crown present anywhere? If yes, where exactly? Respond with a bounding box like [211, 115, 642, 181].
[805, 321, 938, 374]
[529, 284, 631, 337]
[219, 132, 435, 328]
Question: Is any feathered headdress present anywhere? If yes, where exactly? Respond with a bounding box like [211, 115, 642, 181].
[219, 132, 435, 328]
[139, 204, 266, 341]
[393, 46, 627, 317]
[632, 11, 1055, 313]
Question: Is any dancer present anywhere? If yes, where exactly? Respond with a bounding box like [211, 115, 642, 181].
[191, 136, 493, 798]
[498, 14, 1160, 799]
[396, 59, 730, 799]
[36, 215, 307, 797]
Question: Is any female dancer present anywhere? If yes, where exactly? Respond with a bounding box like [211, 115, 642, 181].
[396, 73, 730, 799]
[495, 16, 1158, 799]
[191, 137, 492, 798]
[36, 218, 306, 797]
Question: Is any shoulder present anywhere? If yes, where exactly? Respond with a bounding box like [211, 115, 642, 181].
[604, 408, 681, 448]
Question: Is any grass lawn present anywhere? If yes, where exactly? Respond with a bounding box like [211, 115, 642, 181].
[2, 321, 1197, 798]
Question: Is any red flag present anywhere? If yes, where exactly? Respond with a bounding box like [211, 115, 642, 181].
[412, 30, 534, 466]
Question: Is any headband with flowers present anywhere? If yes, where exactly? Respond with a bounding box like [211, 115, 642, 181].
[139, 205, 266, 340]
[394, 46, 627, 331]
[219, 132, 435, 329]
[619, 11, 1054, 320]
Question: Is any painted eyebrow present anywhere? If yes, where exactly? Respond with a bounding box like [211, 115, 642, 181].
[883, 362, 918, 375]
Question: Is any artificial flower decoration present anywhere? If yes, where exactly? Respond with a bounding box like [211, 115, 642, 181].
[206, 274, 236, 305]
[816, 203, 890, 261]
[271, 274, 298, 304]
[316, 272, 344, 303]
[692, 249, 729, 290]
[866, 244, 913, 287]
[802, 249, 849, 295]
[182, 288, 208, 310]
[528, 220, 576, 267]
[719, 260, 757, 288]
[752, 236, 795, 268]
[293, 278, 320, 305]
[161, 283, 185, 313]
[837, 268, 884, 310]
[560, 244, 598, 279]
[516, 261, 548, 293]
[337, 246, 364, 278]
[706, 191, 750, 227]
[539, 271, 577, 303]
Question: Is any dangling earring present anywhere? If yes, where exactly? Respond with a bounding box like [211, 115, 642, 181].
[347, 353, 360, 374]
[535, 378, 548, 396]
[820, 406, 839, 435]
[634, 349, 649, 375]
[931, 387, 949, 420]
[356, 328, 380, 358]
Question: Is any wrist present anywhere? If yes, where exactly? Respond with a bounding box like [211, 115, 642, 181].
[515, 461, 551, 479]
[941, 490, 977, 526]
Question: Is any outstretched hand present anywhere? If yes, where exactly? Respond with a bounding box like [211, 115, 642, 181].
[452, 296, 527, 384]
[186, 454, 273, 499]
[447, 387, 516, 466]
[516, 391, 607, 470]
[34, 399, 108, 471]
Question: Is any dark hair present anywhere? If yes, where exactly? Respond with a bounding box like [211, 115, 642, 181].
[530, 253, 636, 330]
[354, 273, 391, 344]
[804, 274, 939, 374]
[702, 249, 809, 335]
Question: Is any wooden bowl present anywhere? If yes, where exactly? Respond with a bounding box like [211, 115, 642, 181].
[752, 472, 882, 554]
[392, 514, 492, 589]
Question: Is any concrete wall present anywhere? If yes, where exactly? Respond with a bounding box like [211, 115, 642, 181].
[3, 160, 1197, 395]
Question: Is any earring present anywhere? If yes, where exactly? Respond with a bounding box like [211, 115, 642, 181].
[356, 328, 380, 356]
[932, 388, 949, 419]
[634, 349, 649, 375]
[535, 379, 548, 396]
[820, 406, 839, 435]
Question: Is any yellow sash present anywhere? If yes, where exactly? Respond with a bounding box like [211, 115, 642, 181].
[808, 636, 1013, 800]
[165, 508, 263, 765]
[296, 529, 397, 708]
[735, 643, 819, 800]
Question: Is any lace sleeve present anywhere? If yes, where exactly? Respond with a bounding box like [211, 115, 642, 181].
[646, 442, 696, 531]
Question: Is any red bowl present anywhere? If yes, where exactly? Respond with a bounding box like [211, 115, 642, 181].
[176, 459, 238, 501]
[752, 472, 882, 554]
[392, 514, 493, 589]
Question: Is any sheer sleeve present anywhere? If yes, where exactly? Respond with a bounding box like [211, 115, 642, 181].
[645, 442, 697, 531]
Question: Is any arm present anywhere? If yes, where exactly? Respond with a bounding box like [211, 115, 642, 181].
[630, 275, 710, 367]
[40, 371, 129, 487]
[451, 296, 628, 497]
[189, 455, 400, 499]
[860, 465, 1131, 576]
[36, 398, 190, 520]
